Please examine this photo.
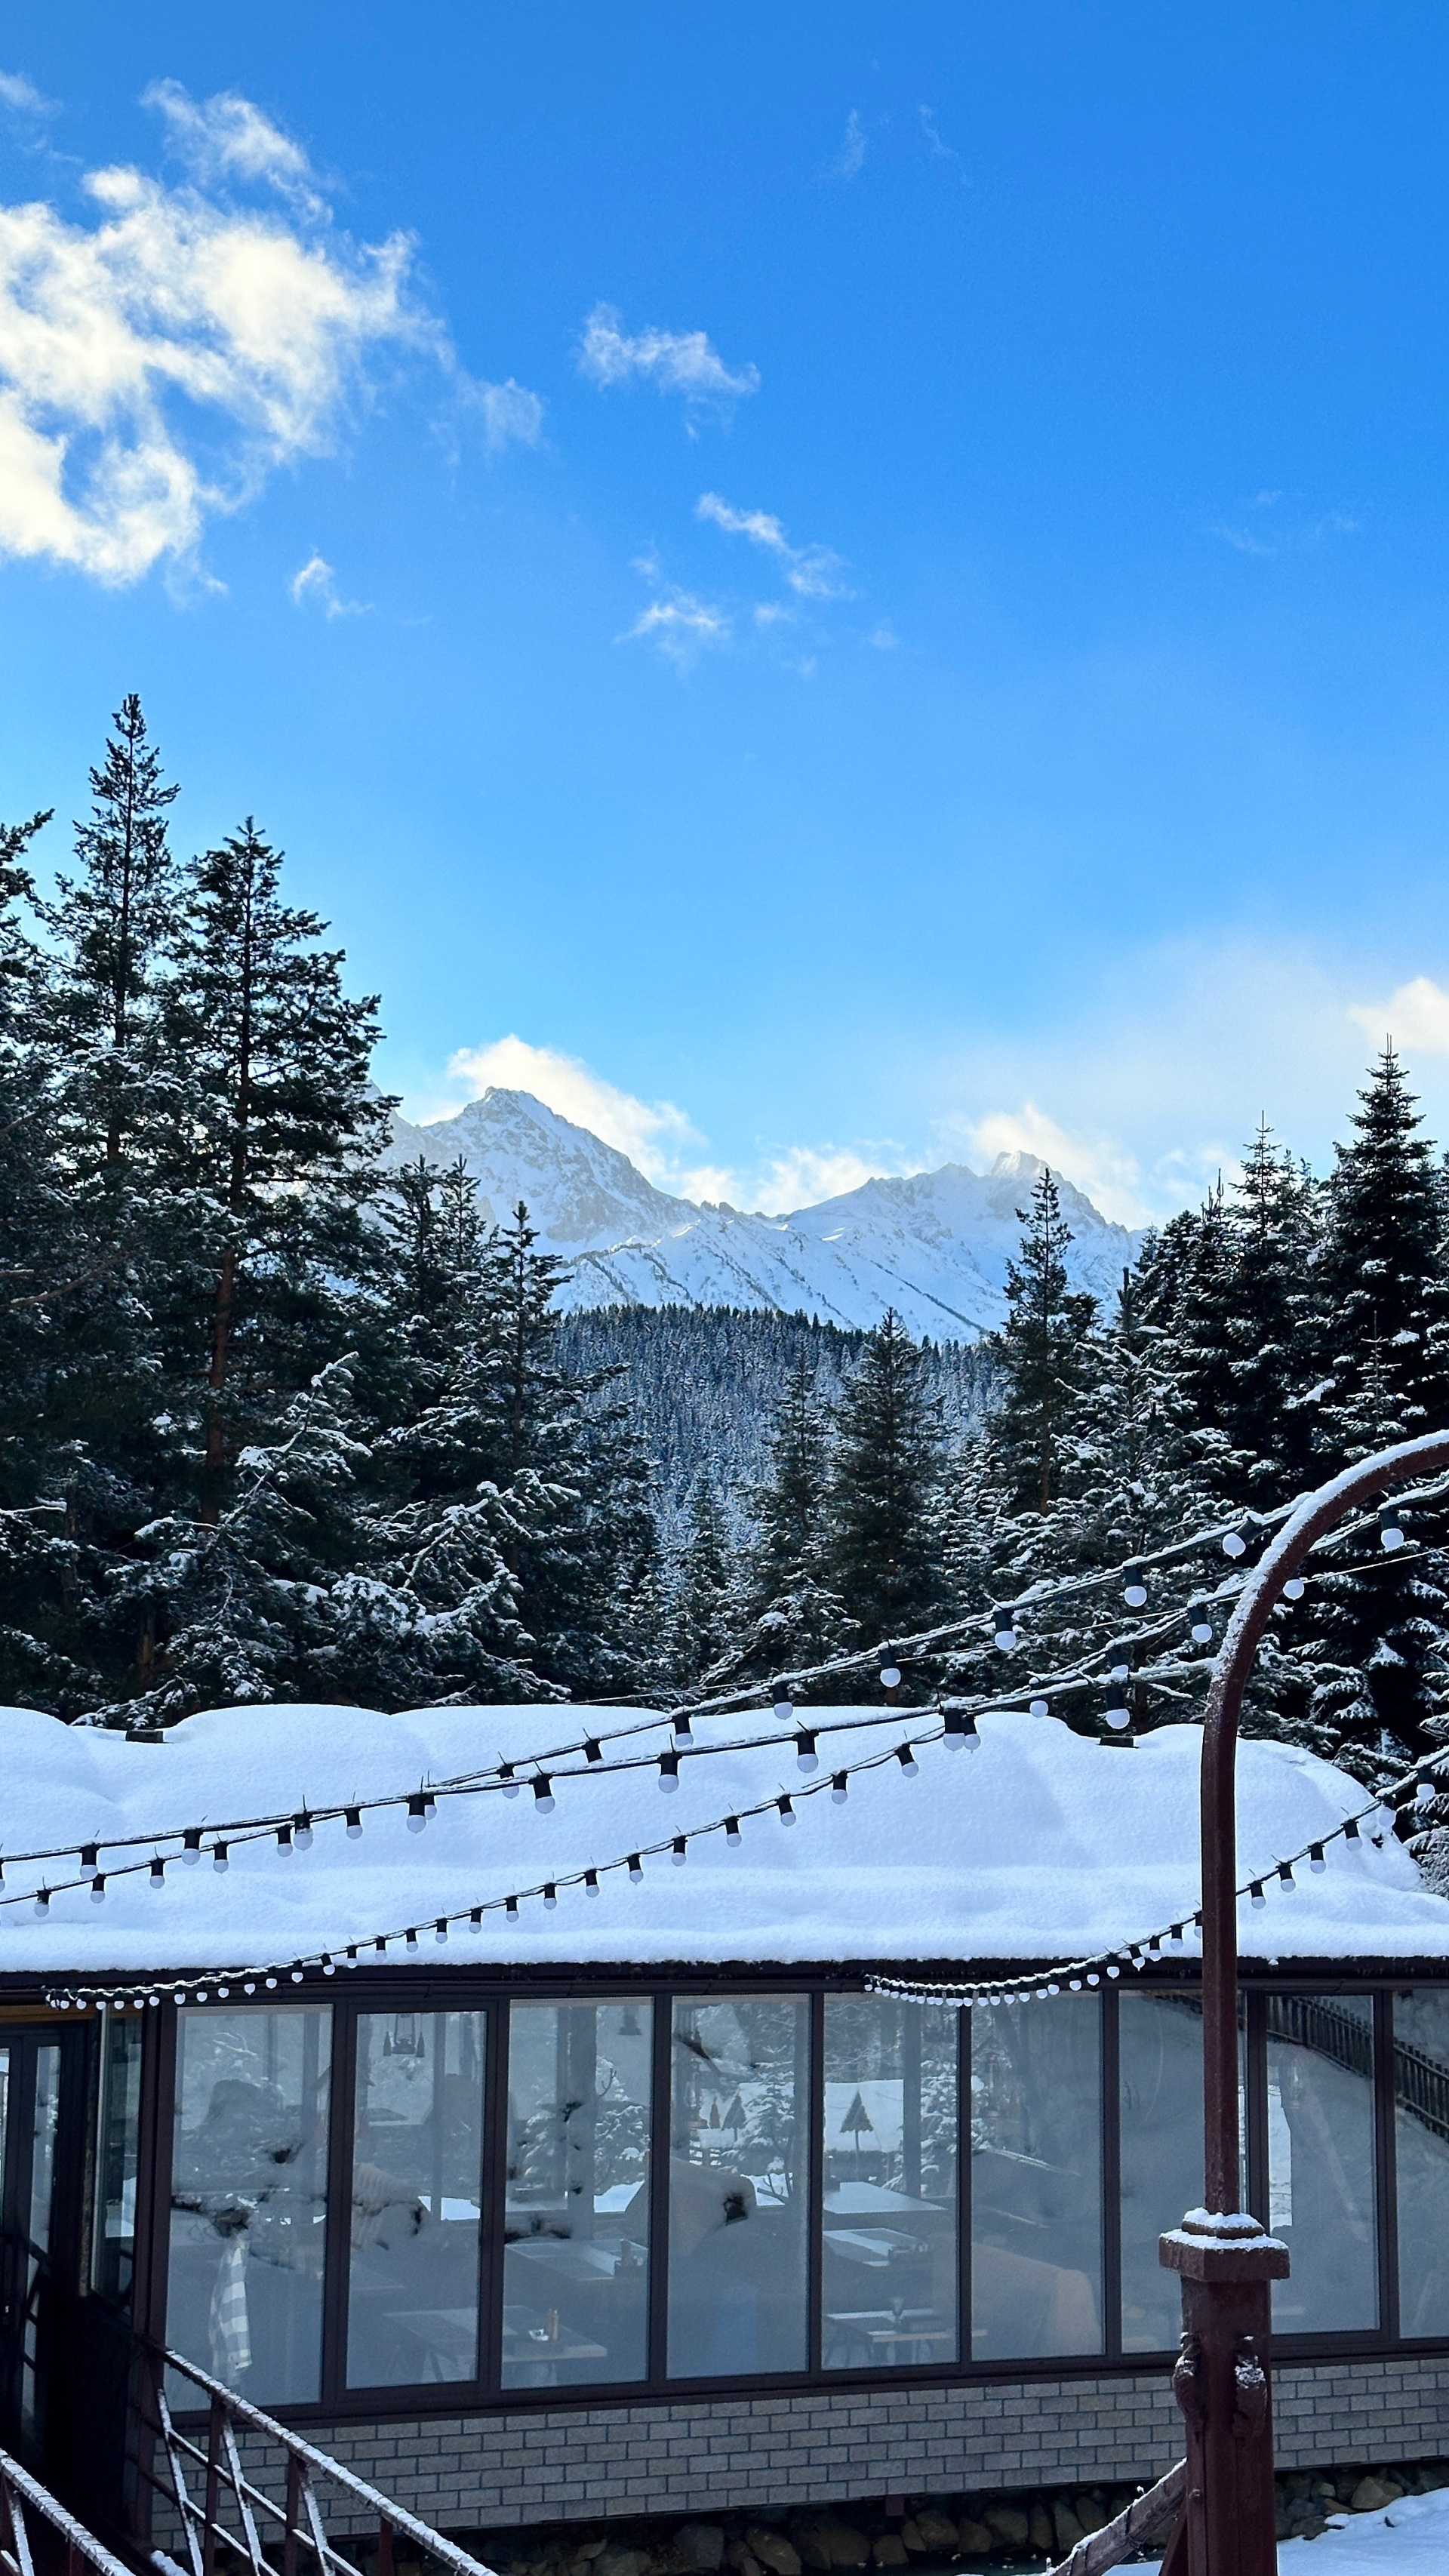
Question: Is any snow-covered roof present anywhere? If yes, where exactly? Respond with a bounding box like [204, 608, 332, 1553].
[0, 1700, 1445, 1980]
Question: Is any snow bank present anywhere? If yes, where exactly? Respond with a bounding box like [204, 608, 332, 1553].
[0, 1702, 1443, 1977]
[1144, 2489, 1449, 2574]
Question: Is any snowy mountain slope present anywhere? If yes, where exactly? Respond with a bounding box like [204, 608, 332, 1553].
[383, 1088, 1138, 1339]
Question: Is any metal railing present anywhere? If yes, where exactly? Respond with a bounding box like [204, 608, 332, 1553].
[0, 2445, 135, 2576]
[134, 2344, 499, 2576]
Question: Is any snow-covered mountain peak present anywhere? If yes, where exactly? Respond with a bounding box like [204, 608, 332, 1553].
[383, 1089, 1140, 1339]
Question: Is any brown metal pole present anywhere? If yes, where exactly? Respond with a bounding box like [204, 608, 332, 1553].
[1161, 1430, 1449, 2576]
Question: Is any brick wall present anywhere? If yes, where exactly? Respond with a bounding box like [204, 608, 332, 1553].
[223, 2359, 1449, 2536]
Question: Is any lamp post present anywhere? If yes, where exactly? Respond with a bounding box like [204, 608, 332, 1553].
[1158, 1430, 1449, 2576]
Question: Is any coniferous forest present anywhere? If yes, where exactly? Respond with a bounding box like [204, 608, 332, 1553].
[5, 701, 1449, 1791]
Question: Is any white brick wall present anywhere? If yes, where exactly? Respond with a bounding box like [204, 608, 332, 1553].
[220, 2359, 1449, 2535]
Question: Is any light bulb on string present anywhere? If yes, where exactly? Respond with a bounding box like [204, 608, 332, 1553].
[658, 1751, 680, 1793]
[500, 1765, 520, 1799]
[294, 1812, 313, 1852]
[895, 1743, 919, 1777]
[405, 1796, 427, 1833]
[434, 1919, 448, 1945]
[212, 1842, 229, 1873]
[942, 1700, 978, 1750]
[1222, 1528, 1247, 1560]
[880, 1662, 902, 1697]
[795, 1731, 818, 1773]
[182, 1830, 202, 1866]
[345, 1809, 362, 1839]
[992, 1606, 1018, 1651]
[1380, 1505, 1406, 1553]
[532, 1775, 555, 1814]
[1310, 1843, 1327, 1872]
[830, 1774, 848, 1802]
[1278, 1860, 1295, 1890]
[773, 1694, 795, 1723]
[81, 1844, 99, 1878]
[1123, 1563, 1148, 1609]
[1248, 1882, 1266, 1907]
[584, 1740, 603, 1765]
[543, 1885, 558, 1910]
[627, 1853, 644, 1882]
[1029, 1697, 1048, 1719]
[149, 1857, 165, 1889]
[90, 1875, 106, 1904]
[276, 1823, 294, 1854]
[777, 1795, 797, 1827]
[1190, 1620, 1214, 1647]
[469, 1907, 484, 1931]
[725, 1814, 743, 1843]
[673, 1713, 694, 1744]
[1283, 1577, 1306, 1602]
[671, 1837, 688, 1867]
[584, 1872, 599, 1898]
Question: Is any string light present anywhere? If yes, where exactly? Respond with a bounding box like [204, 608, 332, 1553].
[532, 1776, 555, 1814]
[795, 1730, 819, 1773]
[658, 1752, 680, 1793]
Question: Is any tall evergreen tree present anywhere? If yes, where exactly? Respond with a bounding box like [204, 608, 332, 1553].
[830, 1310, 943, 1652]
[1316, 1049, 1449, 1458]
[989, 1168, 1097, 1516]
[671, 1470, 740, 1686]
[158, 820, 389, 1522]
[739, 1356, 850, 1676]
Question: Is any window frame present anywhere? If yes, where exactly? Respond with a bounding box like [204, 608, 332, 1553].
[128, 1963, 1449, 2424]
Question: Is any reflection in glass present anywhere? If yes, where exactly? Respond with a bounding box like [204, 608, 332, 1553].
[1119, 1993, 1203, 2352]
[668, 1995, 808, 2378]
[29, 2045, 60, 2252]
[92, 2014, 145, 2304]
[971, 1996, 1101, 2359]
[348, 2011, 485, 2388]
[167, 2008, 331, 2404]
[1393, 1989, 1449, 2337]
[821, 1996, 957, 2371]
[503, 2002, 651, 2387]
[1267, 1993, 1376, 2332]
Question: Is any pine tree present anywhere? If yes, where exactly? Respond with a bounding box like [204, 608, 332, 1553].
[671, 1470, 740, 1685]
[157, 820, 389, 1524]
[1317, 1050, 1449, 1455]
[738, 1356, 850, 1676]
[1220, 1126, 1321, 1508]
[829, 1310, 943, 1654]
[989, 1168, 1097, 1516]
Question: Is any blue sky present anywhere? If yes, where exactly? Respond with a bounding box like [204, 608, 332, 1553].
[2, 4, 1449, 1223]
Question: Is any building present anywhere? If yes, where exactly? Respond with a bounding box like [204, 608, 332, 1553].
[2, 1697, 1448, 2538]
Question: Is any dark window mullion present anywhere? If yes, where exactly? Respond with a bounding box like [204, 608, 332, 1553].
[1101, 1984, 1121, 2359]
[647, 1991, 671, 2386]
[320, 1998, 355, 2408]
[479, 1996, 511, 2400]
[958, 1999, 971, 2371]
[1375, 1988, 1398, 2343]
[807, 1991, 825, 2374]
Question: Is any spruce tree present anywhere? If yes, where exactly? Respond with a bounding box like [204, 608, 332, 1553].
[1317, 1049, 1449, 1454]
[829, 1310, 943, 1654]
[989, 1168, 1097, 1516]
[671, 1470, 740, 1686]
[158, 820, 389, 1522]
[739, 1356, 850, 1676]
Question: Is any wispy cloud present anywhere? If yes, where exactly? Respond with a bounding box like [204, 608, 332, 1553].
[1208, 491, 1359, 556]
[578, 302, 760, 422]
[918, 105, 966, 177]
[0, 81, 543, 586]
[697, 489, 851, 599]
[621, 585, 731, 666]
[462, 374, 545, 454]
[0, 71, 53, 116]
[289, 552, 368, 617]
[835, 110, 867, 180]
[409, 1035, 703, 1177]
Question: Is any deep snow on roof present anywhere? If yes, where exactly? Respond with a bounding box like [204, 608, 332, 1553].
[0, 1700, 1444, 1978]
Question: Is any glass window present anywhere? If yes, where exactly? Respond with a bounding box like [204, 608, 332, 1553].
[168, 2008, 331, 2404]
[347, 2009, 485, 2388]
[503, 2001, 651, 2388]
[668, 1995, 809, 2380]
[92, 2014, 145, 2304]
[1267, 1993, 1376, 2333]
[29, 2043, 60, 2253]
[971, 1996, 1102, 2360]
[821, 1996, 958, 2371]
[1118, 1993, 1247, 2353]
[1393, 1989, 1449, 2338]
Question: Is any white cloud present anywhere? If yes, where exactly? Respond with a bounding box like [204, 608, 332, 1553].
[464, 374, 545, 454]
[835, 111, 866, 180]
[918, 106, 964, 175]
[144, 78, 318, 205]
[1349, 975, 1449, 1054]
[961, 1103, 1148, 1230]
[0, 83, 544, 586]
[866, 619, 899, 649]
[621, 586, 731, 665]
[289, 552, 367, 617]
[417, 1036, 702, 1177]
[578, 303, 760, 415]
[697, 489, 850, 599]
[0, 72, 52, 115]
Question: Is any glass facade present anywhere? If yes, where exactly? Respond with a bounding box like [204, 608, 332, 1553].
[669, 1994, 809, 2378]
[167, 2006, 331, 2404]
[1394, 1988, 1449, 2340]
[822, 1996, 958, 2370]
[503, 2000, 652, 2387]
[1267, 1994, 1377, 2334]
[120, 1977, 1449, 2411]
[92, 2014, 145, 2304]
[348, 2009, 486, 2388]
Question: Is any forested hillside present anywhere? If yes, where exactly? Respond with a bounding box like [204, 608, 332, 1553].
[4, 700, 1449, 1800]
